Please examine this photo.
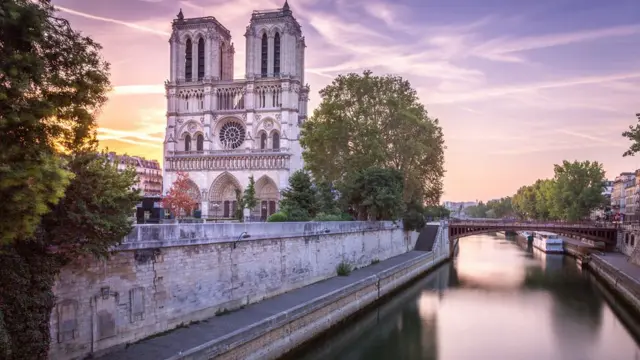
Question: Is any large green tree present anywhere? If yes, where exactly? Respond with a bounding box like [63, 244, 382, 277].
[621, 113, 640, 157]
[0, 1, 138, 358]
[550, 160, 605, 221]
[0, 0, 111, 245]
[300, 70, 445, 205]
[338, 167, 404, 221]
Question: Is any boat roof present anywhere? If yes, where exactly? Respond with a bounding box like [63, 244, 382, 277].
[536, 231, 558, 236]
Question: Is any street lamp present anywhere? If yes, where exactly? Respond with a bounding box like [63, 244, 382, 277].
[233, 231, 251, 249]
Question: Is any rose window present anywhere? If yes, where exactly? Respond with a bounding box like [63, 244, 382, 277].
[219, 122, 246, 149]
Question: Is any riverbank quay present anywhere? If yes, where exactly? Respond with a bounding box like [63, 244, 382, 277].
[586, 253, 640, 316]
[100, 249, 450, 360]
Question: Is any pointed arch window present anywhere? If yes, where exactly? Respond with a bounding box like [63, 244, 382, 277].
[196, 134, 204, 151]
[219, 43, 224, 79]
[184, 134, 191, 152]
[197, 38, 205, 80]
[185, 38, 193, 80]
[274, 33, 281, 76]
[261, 33, 268, 77]
[260, 132, 267, 150]
[272, 132, 280, 150]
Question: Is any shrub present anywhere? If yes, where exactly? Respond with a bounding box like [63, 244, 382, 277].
[267, 212, 288, 222]
[336, 261, 352, 276]
[403, 199, 426, 231]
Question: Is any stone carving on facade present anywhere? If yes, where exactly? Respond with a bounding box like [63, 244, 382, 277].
[244, 25, 255, 37]
[200, 116, 205, 124]
[264, 119, 274, 130]
[176, 118, 184, 124]
[255, 113, 262, 122]
[211, 114, 218, 122]
[275, 114, 282, 121]
[187, 123, 198, 133]
[241, 113, 247, 121]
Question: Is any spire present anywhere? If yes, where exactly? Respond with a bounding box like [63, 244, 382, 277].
[177, 8, 184, 20]
[283, 0, 290, 12]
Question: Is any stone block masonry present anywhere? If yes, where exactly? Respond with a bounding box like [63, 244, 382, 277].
[48, 221, 418, 360]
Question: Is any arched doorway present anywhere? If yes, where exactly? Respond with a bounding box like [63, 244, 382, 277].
[208, 172, 242, 218]
[255, 175, 280, 220]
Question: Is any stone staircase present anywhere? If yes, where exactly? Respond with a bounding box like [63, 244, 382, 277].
[415, 224, 440, 252]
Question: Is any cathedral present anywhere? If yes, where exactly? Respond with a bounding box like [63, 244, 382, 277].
[162, 1, 309, 220]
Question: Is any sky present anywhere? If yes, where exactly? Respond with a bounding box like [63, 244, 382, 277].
[51, 0, 640, 202]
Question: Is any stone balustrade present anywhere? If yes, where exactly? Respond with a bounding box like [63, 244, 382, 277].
[119, 221, 399, 250]
[165, 152, 290, 171]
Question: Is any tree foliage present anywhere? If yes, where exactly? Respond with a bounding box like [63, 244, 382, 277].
[162, 171, 199, 218]
[0, 0, 111, 245]
[279, 170, 318, 221]
[622, 113, 640, 157]
[243, 175, 258, 211]
[300, 70, 445, 205]
[424, 205, 451, 219]
[465, 197, 514, 218]
[511, 160, 605, 221]
[0, 152, 140, 359]
[338, 167, 404, 221]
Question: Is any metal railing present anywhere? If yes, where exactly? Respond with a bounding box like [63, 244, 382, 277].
[449, 219, 618, 229]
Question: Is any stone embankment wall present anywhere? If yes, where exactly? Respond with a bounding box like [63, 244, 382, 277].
[618, 226, 640, 265]
[48, 221, 418, 360]
[587, 255, 640, 315]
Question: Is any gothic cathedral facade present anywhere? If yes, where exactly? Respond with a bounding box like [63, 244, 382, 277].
[162, 1, 309, 219]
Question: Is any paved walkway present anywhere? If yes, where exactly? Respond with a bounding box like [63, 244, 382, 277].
[594, 252, 640, 283]
[101, 250, 432, 360]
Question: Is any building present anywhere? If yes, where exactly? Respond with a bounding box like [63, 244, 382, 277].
[611, 173, 635, 220]
[104, 152, 163, 197]
[162, 1, 309, 219]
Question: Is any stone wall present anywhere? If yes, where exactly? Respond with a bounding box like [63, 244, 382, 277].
[48, 221, 417, 360]
[618, 227, 639, 260]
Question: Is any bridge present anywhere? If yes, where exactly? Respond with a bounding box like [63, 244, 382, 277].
[448, 219, 618, 251]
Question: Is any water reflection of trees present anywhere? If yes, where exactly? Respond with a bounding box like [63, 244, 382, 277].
[296, 264, 451, 360]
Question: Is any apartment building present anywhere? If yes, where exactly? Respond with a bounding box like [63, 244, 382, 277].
[104, 152, 163, 197]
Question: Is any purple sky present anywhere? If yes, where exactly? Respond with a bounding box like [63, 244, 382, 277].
[51, 0, 640, 201]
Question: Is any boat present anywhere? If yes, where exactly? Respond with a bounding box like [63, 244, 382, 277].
[532, 231, 564, 254]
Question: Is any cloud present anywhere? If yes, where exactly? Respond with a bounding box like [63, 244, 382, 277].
[472, 24, 640, 63]
[97, 127, 164, 147]
[428, 71, 640, 104]
[112, 85, 165, 95]
[54, 5, 170, 36]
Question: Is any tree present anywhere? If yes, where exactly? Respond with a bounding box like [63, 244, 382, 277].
[403, 199, 426, 231]
[162, 171, 199, 218]
[550, 160, 605, 221]
[315, 181, 339, 215]
[279, 170, 318, 221]
[300, 70, 445, 205]
[0, 0, 111, 245]
[621, 113, 640, 157]
[424, 205, 450, 219]
[0, 152, 140, 359]
[339, 167, 404, 221]
[234, 189, 245, 221]
[243, 175, 258, 211]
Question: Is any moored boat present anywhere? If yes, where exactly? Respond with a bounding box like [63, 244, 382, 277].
[532, 231, 564, 254]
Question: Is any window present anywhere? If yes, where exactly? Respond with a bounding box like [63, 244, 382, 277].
[261, 33, 268, 77]
[219, 122, 246, 149]
[185, 39, 192, 80]
[274, 33, 281, 76]
[197, 38, 205, 80]
[184, 134, 191, 152]
[196, 134, 204, 151]
[272, 132, 280, 150]
[220, 43, 224, 79]
[260, 133, 267, 149]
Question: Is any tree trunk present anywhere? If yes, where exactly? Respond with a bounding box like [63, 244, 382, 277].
[0, 240, 61, 360]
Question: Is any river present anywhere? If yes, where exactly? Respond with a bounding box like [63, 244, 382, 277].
[291, 234, 640, 360]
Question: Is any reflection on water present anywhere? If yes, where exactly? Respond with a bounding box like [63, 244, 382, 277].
[295, 235, 640, 360]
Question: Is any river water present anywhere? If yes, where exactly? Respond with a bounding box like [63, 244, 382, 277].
[294, 234, 640, 360]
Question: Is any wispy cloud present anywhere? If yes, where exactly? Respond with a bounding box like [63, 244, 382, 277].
[112, 85, 165, 95]
[54, 5, 170, 36]
[97, 127, 164, 147]
[472, 24, 640, 63]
